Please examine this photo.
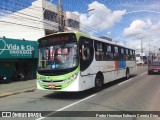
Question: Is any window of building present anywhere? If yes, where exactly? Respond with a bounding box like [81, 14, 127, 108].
[43, 9, 58, 23]
[67, 19, 80, 29]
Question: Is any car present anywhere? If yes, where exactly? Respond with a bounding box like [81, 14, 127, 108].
[0, 74, 7, 83]
[148, 61, 160, 75]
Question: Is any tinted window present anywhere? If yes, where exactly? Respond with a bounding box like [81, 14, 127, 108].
[43, 9, 58, 22]
[114, 46, 119, 60]
[105, 44, 113, 60]
[132, 50, 135, 60]
[120, 48, 125, 60]
[79, 37, 94, 71]
[126, 49, 129, 60]
[95, 41, 105, 61]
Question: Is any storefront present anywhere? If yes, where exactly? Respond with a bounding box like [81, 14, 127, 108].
[0, 37, 38, 81]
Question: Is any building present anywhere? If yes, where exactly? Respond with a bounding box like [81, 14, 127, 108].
[0, 37, 38, 81]
[0, 0, 80, 40]
[0, 0, 80, 81]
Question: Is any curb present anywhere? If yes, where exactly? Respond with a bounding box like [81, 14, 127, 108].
[0, 87, 36, 98]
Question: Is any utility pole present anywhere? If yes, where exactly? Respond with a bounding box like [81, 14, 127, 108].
[58, 0, 65, 32]
[148, 41, 150, 62]
[141, 39, 143, 56]
[139, 37, 144, 66]
[141, 39, 144, 66]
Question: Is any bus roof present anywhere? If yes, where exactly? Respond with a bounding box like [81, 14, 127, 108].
[39, 31, 134, 50]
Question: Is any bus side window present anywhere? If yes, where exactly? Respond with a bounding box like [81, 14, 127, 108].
[105, 44, 113, 60]
[126, 49, 129, 60]
[120, 47, 125, 60]
[129, 50, 133, 60]
[114, 46, 119, 60]
[81, 45, 90, 61]
[95, 41, 104, 61]
[79, 37, 94, 71]
[133, 50, 135, 60]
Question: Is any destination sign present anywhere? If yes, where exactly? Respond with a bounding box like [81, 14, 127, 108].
[39, 33, 76, 46]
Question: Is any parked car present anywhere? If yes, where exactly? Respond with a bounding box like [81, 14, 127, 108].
[148, 61, 160, 75]
[0, 74, 7, 83]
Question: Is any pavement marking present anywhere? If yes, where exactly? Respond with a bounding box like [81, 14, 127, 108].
[119, 71, 147, 85]
[118, 78, 133, 85]
[140, 72, 147, 76]
[36, 94, 96, 120]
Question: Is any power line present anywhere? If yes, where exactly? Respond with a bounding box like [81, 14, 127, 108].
[0, 11, 59, 29]
[0, 20, 44, 30]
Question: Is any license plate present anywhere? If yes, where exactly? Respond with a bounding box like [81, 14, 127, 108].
[153, 70, 158, 72]
[48, 84, 56, 89]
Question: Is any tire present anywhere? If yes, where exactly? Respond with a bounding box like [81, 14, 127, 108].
[126, 69, 130, 80]
[148, 71, 151, 75]
[95, 76, 103, 91]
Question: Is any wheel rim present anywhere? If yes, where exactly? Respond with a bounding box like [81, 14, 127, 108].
[96, 78, 102, 87]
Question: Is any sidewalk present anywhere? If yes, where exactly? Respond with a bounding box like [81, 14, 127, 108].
[0, 79, 36, 98]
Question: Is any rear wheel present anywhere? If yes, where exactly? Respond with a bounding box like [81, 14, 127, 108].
[126, 69, 130, 79]
[95, 75, 103, 91]
[148, 71, 152, 75]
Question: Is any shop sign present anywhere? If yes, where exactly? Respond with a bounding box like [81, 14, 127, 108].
[0, 38, 38, 58]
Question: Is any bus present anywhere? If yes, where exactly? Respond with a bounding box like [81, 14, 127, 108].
[37, 31, 136, 91]
[136, 53, 147, 64]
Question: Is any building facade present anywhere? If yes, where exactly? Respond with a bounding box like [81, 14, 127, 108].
[0, 0, 80, 40]
[0, 37, 38, 81]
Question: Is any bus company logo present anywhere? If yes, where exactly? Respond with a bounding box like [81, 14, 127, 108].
[0, 39, 6, 55]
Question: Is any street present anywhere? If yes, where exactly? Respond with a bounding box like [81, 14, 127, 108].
[0, 66, 160, 120]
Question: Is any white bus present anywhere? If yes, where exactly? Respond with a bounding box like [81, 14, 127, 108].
[136, 53, 147, 64]
[37, 31, 136, 91]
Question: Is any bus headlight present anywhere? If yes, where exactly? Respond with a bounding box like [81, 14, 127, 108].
[39, 79, 43, 83]
[63, 73, 78, 83]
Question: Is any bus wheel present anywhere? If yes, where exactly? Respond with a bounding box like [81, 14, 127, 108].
[95, 76, 103, 91]
[126, 69, 130, 79]
[148, 71, 152, 75]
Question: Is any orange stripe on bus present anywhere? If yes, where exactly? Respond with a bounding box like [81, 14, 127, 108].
[115, 61, 118, 71]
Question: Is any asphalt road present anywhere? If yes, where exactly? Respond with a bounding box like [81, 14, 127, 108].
[0, 66, 160, 120]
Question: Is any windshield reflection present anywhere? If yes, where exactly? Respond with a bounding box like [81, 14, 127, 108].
[38, 42, 78, 70]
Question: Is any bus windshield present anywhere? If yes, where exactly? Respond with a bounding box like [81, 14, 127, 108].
[38, 42, 78, 71]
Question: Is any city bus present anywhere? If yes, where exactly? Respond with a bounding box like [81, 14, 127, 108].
[37, 31, 136, 91]
[136, 53, 147, 64]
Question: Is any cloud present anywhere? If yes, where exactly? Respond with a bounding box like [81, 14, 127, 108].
[123, 19, 152, 37]
[123, 19, 160, 52]
[148, 21, 160, 37]
[75, 1, 126, 33]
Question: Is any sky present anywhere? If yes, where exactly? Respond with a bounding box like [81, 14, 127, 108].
[56, 0, 160, 52]
[0, 0, 160, 52]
